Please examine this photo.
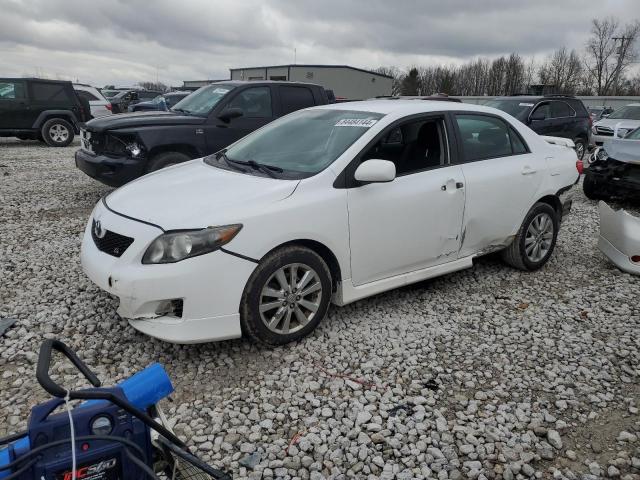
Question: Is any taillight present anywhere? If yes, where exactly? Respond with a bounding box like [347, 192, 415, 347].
[105, 103, 112, 111]
[631, 255, 640, 263]
[588, 115, 593, 128]
[576, 160, 584, 174]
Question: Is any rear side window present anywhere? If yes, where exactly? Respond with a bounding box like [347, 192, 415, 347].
[280, 86, 315, 115]
[76, 90, 99, 102]
[455, 114, 528, 162]
[31, 82, 72, 102]
[0, 81, 26, 99]
[550, 101, 575, 118]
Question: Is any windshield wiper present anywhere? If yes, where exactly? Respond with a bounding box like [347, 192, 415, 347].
[216, 150, 247, 172]
[171, 107, 191, 115]
[223, 158, 283, 178]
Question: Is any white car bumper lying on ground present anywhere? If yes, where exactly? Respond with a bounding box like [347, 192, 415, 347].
[598, 201, 640, 275]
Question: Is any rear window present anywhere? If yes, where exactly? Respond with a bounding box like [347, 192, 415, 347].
[455, 114, 529, 162]
[280, 86, 316, 115]
[76, 90, 100, 102]
[31, 82, 72, 102]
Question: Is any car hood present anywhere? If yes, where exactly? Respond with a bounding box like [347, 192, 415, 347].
[85, 110, 204, 132]
[602, 138, 640, 165]
[104, 159, 300, 230]
[595, 118, 640, 133]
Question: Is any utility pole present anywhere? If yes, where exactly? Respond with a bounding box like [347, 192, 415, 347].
[612, 36, 631, 95]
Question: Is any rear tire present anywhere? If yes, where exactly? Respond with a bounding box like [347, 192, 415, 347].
[240, 245, 332, 346]
[501, 202, 559, 271]
[42, 118, 74, 147]
[146, 151, 190, 172]
[573, 138, 586, 160]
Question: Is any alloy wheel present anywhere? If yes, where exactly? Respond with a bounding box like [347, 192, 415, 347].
[524, 212, 554, 263]
[50, 124, 69, 143]
[259, 263, 323, 335]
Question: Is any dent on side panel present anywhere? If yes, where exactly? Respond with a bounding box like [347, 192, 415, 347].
[598, 201, 640, 275]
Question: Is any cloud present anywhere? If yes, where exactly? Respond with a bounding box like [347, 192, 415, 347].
[0, 0, 637, 87]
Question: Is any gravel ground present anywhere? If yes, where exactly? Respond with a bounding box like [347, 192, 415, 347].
[0, 137, 639, 480]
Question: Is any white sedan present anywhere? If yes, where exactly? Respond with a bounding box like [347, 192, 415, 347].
[81, 101, 580, 345]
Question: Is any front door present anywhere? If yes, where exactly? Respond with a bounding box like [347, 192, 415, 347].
[207, 86, 274, 153]
[346, 115, 466, 286]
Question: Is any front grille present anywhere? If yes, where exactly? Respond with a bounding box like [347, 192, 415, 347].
[596, 126, 613, 136]
[92, 219, 134, 257]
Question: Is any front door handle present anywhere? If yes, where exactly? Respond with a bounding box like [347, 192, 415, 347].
[442, 179, 463, 191]
[521, 166, 537, 175]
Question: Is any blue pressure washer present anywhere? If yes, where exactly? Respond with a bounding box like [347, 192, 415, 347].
[0, 340, 231, 480]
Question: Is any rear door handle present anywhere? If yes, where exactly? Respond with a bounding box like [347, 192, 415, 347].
[441, 179, 464, 191]
[521, 166, 537, 175]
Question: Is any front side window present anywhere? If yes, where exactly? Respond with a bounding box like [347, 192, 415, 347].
[31, 82, 70, 102]
[226, 87, 272, 118]
[531, 102, 550, 120]
[0, 81, 25, 99]
[455, 114, 527, 162]
[280, 86, 315, 115]
[361, 117, 448, 175]
[550, 101, 574, 118]
[207, 109, 384, 178]
[171, 83, 235, 116]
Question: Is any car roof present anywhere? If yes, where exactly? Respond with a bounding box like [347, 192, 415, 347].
[313, 99, 501, 116]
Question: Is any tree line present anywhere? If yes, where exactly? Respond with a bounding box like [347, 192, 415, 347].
[377, 17, 640, 97]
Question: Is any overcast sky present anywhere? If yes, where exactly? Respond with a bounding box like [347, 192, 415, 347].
[0, 0, 638, 88]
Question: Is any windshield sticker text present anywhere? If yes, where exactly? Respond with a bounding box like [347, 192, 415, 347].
[519, 103, 534, 107]
[334, 119, 378, 128]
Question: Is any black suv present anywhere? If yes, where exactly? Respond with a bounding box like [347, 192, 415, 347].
[0, 78, 91, 146]
[485, 95, 592, 159]
[75, 81, 330, 186]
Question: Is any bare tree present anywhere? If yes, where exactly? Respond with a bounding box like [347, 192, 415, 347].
[539, 48, 583, 94]
[584, 17, 640, 95]
[400, 67, 422, 95]
[375, 66, 403, 95]
[138, 81, 170, 92]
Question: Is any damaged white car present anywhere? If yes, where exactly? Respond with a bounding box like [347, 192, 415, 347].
[599, 202, 640, 275]
[81, 101, 580, 345]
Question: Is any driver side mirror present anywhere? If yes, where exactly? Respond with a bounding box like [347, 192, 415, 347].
[218, 107, 243, 122]
[530, 109, 547, 122]
[354, 159, 396, 184]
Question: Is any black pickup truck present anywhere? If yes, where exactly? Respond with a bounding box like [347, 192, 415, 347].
[75, 81, 330, 186]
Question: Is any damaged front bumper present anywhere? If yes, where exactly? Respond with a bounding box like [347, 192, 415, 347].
[598, 201, 640, 275]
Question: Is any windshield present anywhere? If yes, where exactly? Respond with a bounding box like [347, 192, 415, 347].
[101, 90, 121, 99]
[607, 105, 640, 120]
[206, 109, 384, 178]
[171, 84, 235, 116]
[485, 99, 534, 120]
[627, 127, 640, 140]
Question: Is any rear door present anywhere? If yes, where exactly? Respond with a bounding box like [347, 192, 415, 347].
[452, 113, 544, 258]
[207, 85, 275, 152]
[0, 80, 29, 129]
[549, 100, 577, 138]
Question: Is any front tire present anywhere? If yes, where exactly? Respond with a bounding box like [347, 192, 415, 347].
[240, 246, 332, 346]
[501, 202, 559, 271]
[42, 118, 74, 147]
[146, 151, 190, 172]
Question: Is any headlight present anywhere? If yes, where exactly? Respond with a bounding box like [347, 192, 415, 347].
[142, 224, 242, 264]
[126, 142, 143, 157]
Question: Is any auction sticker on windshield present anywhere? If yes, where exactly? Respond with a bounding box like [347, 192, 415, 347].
[334, 118, 378, 127]
[519, 103, 535, 107]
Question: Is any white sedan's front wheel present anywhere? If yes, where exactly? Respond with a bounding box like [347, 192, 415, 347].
[241, 245, 332, 346]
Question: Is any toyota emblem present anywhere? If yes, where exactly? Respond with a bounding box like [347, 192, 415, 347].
[94, 219, 106, 239]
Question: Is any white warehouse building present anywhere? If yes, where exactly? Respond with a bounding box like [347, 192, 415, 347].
[229, 64, 393, 100]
